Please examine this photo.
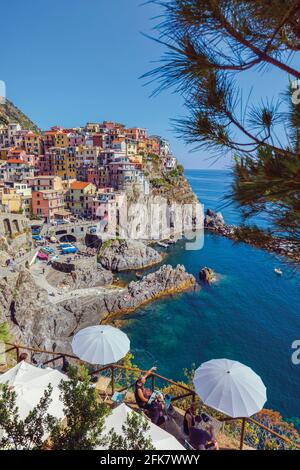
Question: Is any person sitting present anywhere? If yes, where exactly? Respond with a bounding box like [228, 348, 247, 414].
[183, 403, 196, 435]
[18, 352, 29, 363]
[189, 416, 219, 450]
[134, 366, 157, 409]
[147, 393, 165, 426]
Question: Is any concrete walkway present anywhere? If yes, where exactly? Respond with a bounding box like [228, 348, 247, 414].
[30, 263, 124, 304]
[0, 248, 38, 279]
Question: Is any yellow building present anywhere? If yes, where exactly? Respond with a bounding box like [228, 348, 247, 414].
[0, 148, 11, 161]
[129, 155, 143, 165]
[0, 185, 32, 216]
[86, 123, 100, 133]
[68, 181, 96, 217]
[126, 139, 138, 156]
[1, 189, 22, 213]
[54, 130, 69, 148]
[137, 139, 147, 155]
[49, 147, 77, 180]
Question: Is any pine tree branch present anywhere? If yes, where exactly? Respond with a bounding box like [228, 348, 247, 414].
[210, 0, 300, 78]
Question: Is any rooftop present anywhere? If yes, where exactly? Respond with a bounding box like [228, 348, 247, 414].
[70, 181, 92, 190]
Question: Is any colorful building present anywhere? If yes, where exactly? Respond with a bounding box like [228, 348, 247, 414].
[0, 183, 32, 216]
[75, 145, 101, 166]
[32, 189, 65, 222]
[23, 131, 43, 156]
[125, 127, 147, 141]
[2, 160, 34, 182]
[48, 147, 77, 179]
[25, 175, 63, 192]
[67, 181, 96, 217]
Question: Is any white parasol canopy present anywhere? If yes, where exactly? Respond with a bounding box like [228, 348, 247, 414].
[97, 403, 185, 450]
[71, 325, 130, 365]
[193, 358, 267, 418]
[0, 361, 67, 420]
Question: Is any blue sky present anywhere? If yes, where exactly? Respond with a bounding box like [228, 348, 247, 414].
[0, 0, 296, 169]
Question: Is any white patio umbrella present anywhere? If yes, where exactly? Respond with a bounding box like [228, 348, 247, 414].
[193, 359, 267, 418]
[97, 403, 185, 450]
[71, 325, 130, 365]
[0, 361, 67, 420]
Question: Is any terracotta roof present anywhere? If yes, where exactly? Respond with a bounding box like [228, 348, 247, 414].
[70, 181, 91, 190]
[7, 159, 24, 164]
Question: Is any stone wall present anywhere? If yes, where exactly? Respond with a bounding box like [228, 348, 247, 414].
[0, 212, 29, 238]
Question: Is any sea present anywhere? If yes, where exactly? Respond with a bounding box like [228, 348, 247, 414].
[122, 169, 300, 425]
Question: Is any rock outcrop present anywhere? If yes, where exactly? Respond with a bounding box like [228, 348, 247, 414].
[98, 239, 162, 271]
[101, 264, 196, 321]
[204, 209, 225, 230]
[199, 267, 217, 284]
[50, 258, 113, 289]
[0, 265, 196, 356]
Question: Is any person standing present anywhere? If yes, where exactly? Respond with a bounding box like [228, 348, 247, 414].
[183, 403, 196, 435]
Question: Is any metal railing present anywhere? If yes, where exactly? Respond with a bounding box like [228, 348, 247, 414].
[2, 342, 300, 451]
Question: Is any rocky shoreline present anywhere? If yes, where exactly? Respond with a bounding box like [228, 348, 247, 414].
[204, 209, 300, 263]
[0, 263, 196, 358]
[100, 264, 196, 324]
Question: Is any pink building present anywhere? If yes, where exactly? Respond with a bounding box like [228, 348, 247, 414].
[37, 152, 53, 175]
[32, 189, 65, 222]
[67, 132, 85, 147]
[7, 148, 37, 167]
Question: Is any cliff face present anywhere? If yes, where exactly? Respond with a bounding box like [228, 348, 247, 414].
[0, 99, 40, 133]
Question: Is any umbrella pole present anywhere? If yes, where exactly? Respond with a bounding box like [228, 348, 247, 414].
[240, 418, 246, 450]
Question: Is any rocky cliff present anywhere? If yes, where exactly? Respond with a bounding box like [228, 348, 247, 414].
[98, 239, 162, 271]
[0, 265, 196, 356]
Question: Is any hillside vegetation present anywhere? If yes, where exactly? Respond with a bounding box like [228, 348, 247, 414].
[0, 99, 40, 133]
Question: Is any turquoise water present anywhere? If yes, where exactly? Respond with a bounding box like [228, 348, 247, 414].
[122, 170, 300, 422]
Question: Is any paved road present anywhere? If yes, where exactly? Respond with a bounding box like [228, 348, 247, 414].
[0, 248, 38, 279]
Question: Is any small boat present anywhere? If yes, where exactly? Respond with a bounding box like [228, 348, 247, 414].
[37, 251, 49, 261]
[32, 235, 43, 241]
[274, 268, 283, 276]
[157, 241, 168, 248]
[41, 246, 54, 254]
[61, 246, 77, 255]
